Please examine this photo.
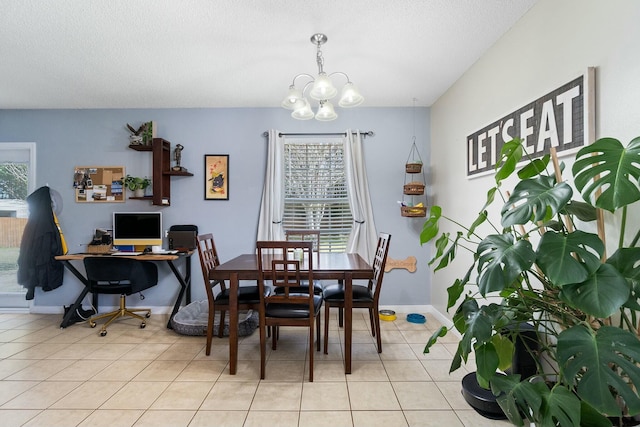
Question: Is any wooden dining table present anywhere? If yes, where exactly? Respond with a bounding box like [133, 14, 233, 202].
[209, 252, 373, 375]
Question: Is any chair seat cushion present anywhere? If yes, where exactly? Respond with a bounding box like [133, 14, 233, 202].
[265, 295, 323, 318]
[273, 280, 323, 295]
[322, 283, 373, 303]
[216, 285, 270, 304]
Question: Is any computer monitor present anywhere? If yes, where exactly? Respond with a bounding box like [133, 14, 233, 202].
[112, 212, 163, 247]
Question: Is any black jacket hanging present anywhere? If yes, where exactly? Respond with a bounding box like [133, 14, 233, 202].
[17, 186, 64, 300]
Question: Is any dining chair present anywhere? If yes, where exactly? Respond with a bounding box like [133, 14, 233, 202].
[322, 232, 391, 354]
[256, 240, 322, 381]
[196, 233, 266, 356]
[83, 256, 158, 337]
[282, 229, 323, 295]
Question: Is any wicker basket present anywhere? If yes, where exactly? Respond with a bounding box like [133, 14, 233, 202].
[401, 206, 427, 217]
[405, 162, 423, 173]
[403, 182, 425, 195]
[86, 244, 113, 254]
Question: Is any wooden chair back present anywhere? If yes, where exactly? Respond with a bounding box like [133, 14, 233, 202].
[285, 229, 321, 253]
[256, 240, 320, 381]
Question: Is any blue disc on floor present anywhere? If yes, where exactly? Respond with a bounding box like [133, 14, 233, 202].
[406, 313, 426, 324]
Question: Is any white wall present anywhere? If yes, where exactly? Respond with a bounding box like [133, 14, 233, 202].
[429, 0, 640, 317]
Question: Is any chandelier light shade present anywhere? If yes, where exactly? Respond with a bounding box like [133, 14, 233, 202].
[282, 33, 364, 121]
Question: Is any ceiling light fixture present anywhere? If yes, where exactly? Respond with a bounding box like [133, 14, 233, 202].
[281, 33, 364, 121]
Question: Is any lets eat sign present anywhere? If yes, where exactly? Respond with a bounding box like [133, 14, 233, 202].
[467, 76, 585, 177]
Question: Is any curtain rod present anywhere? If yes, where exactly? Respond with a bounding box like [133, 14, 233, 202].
[262, 131, 375, 138]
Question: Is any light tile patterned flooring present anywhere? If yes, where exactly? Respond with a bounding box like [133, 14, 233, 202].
[0, 309, 510, 427]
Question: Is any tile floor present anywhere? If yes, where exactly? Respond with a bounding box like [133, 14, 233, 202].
[0, 309, 511, 427]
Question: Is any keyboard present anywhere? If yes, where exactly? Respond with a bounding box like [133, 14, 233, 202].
[111, 251, 142, 256]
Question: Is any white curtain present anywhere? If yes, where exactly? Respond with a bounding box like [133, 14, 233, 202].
[344, 129, 378, 263]
[257, 130, 286, 241]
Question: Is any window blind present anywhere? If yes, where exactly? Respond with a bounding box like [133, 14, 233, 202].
[283, 139, 352, 253]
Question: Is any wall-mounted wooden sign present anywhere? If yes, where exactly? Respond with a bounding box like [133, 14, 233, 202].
[466, 68, 595, 178]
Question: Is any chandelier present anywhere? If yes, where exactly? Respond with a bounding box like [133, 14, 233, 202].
[281, 33, 364, 121]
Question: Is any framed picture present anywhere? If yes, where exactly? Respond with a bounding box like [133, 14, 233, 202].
[204, 154, 229, 200]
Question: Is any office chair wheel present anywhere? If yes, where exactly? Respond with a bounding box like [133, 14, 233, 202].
[100, 330, 107, 337]
[90, 321, 97, 328]
[140, 322, 146, 329]
[145, 312, 151, 318]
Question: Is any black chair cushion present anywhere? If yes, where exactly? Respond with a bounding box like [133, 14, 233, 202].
[265, 295, 323, 318]
[322, 283, 374, 303]
[273, 281, 323, 295]
[215, 285, 270, 305]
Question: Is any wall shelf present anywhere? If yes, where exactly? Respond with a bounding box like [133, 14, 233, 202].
[128, 138, 193, 206]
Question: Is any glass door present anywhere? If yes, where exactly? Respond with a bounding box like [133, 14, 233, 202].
[0, 143, 35, 310]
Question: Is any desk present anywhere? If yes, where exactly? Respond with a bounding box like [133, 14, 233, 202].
[209, 253, 373, 375]
[55, 252, 193, 329]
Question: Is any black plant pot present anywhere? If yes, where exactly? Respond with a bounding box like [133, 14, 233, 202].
[461, 372, 507, 419]
[461, 323, 540, 419]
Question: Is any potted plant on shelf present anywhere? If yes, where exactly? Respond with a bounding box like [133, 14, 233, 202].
[421, 136, 640, 427]
[122, 175, 151, 198]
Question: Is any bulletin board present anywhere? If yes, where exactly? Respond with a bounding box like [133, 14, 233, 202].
[74, 166, 125, 203]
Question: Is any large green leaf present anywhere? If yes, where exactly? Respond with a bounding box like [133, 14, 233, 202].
[608, 248, 640, 310]
[537, 386, 582, 427]
[501, 175, 573, 227]
[562, 200, 598, 222]
[492, 375, 582, 427]
[536, 231, 604, 287]
[572, 136, 640, 212]
[491, 374, 542, 426]
[495, 138, 523, 183]
[423, 326, 448, 354]
[477, 234, 535, 295]
[492, 333, 515, 372]
[420, 205, 441, 244]
[518, 154, 550, 179]
[557, 325, 640, 416]
[475, 342, 499, 389]
[559, 263, 629, 318]
[432, 232, 462, 272]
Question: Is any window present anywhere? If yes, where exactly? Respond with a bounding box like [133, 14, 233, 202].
[283, 138, 352, 252]
[0, 142, 35, 308]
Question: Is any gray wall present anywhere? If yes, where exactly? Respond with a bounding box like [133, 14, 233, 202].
[0, 106, 431, 311]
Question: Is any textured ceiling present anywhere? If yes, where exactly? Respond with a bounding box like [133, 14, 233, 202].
[0, 0, 537, 109]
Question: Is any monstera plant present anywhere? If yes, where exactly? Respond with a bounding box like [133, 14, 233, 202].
[421, 136, 640, 427]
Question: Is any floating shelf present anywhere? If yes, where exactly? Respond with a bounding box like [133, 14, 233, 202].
[128, 138, 193, 206]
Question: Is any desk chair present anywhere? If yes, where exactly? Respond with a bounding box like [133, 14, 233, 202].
[322, 232, 391, 354]
[257, 241, 322, 381]
[83, 257, 158, 337]
[196, 233, 266, 356]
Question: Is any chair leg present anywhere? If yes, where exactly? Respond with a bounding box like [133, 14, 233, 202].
[316, 313, 321, 352]
[218, 310, 226, 338]
[206, 304, 215, 356]
[309, 320, 314, 382]
[324, 302, 330, 354]
[373, 306, 382, 353]
[259, 317, 267, 380]
[338, 307, 343, 328]
[88, 294, 150, 336]
[368, 307, 376, 337]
